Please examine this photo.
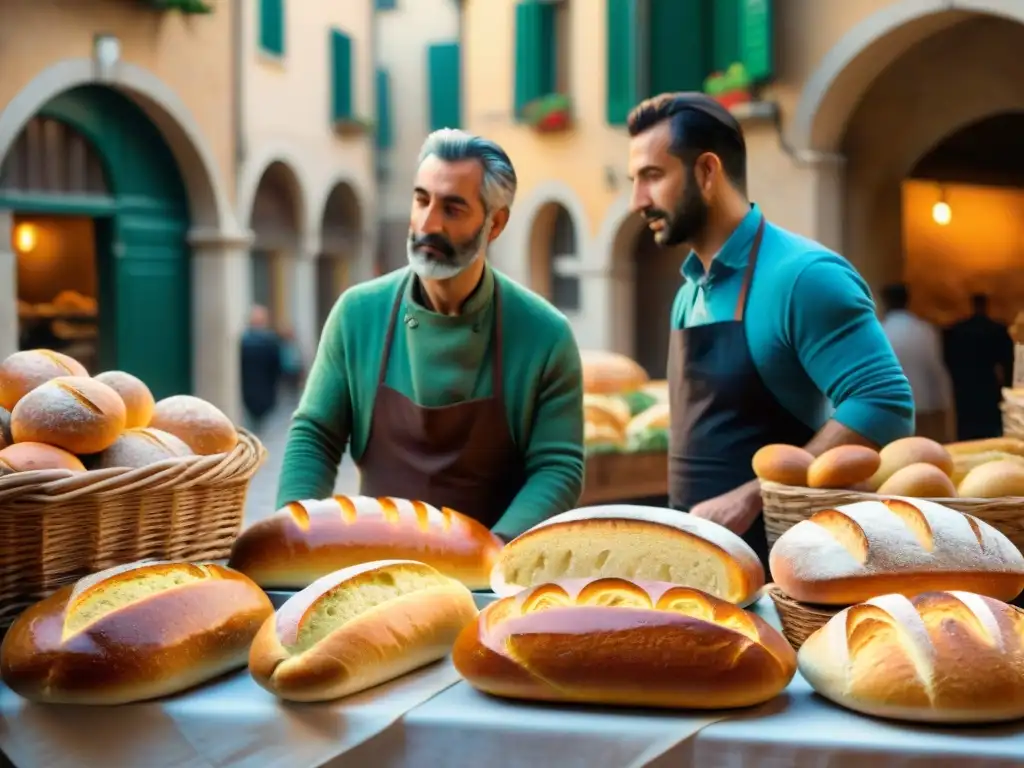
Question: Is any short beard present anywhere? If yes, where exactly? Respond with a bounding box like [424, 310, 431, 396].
[406, 218, 492, 280]
[656, 167, 710, 248]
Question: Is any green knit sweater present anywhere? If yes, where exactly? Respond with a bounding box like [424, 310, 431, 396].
[275, 265, 585, 539]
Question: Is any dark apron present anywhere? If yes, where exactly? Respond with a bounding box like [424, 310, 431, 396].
[668, 218, 815, 567]
[357, 275, 526, 529]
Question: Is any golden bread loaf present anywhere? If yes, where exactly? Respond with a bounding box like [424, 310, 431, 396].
[11, 376, 126, 454]
[580, 350, 649, 395]
[148, 394, 238, 455]
[752, 444, 815, 486]
[806, 445, 881, 489]
[799, 591, 1024, 723]
[876, 463, 957, 497]
[945, 437, 1024, 457]
[769, 498, 1024, 605]
[0, 349, 89, 411]
[951, 450, 1024, 486]
[229, 495, 504, 590]
[0, 560, 273, 705]
[96, 427, 194, 470]
[868, 437, 953, 490]
[93, 370, 155, 429]
[249, 560, 477, 702]
[957, 459, 1024, 498]
[454, 578, 796, 709]
[0, 406, 11, 450]
[0, 442, 86, 474]
[491, 505, 765, 605]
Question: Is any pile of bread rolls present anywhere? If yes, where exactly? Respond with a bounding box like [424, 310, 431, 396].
[0, 348, 238, 476]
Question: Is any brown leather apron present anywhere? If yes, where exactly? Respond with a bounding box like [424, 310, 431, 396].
[357, 274, 526, 530]
[668, 218, 815, 567]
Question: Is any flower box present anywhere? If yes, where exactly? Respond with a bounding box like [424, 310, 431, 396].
[332, 116, 375, 138]
[523, 93, 573, 134]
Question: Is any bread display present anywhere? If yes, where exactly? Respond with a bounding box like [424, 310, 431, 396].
[10, 376, 126, 455]
[799, 591, 1024, 723]
[958, 459, 1024, 498]
[625, 402, 670, 452]
[769, 498, 1024, 605]
[453, 578, 796, 709]
[0, 442, 86, 474]
[806, 445, 881, 489]
[580, 350, 649, 395]
[876, 463, 956, 497]
[149, 395, 238, 456]
[0, 349, 89, 411]
[491, 505, 764, 605]
[249, 560, 477, 702]
[0, 560, 273, 705]
[752, 444, 815, 486]
[96, 427, 194, 470]
[93, 371, 155, 429]
[867, 437, 953, 490]
[228, 495, 504, 591]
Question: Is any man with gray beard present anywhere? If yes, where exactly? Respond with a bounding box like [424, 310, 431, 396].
[275, 129, 585, 540]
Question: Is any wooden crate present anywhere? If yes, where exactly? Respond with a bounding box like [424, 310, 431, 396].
[580, 451, 668, 505]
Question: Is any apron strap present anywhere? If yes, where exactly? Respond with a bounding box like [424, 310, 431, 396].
[733, 217, 767, 322]
[376, 274, 408, 387]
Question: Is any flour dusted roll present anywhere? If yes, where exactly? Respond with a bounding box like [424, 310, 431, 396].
[249, 560, 477, 702]
[799, 591, 1024, 723]
[93, 371, 155, 429]
[149, 395, 238, 455]
[96, 427, 194, 469]
[0, 561, 273, 705]
[11, 376, 126, 454]
[0, 442, 86, 474]
[491, 505, 764, 605]
[229, 495, 504, 590]
[769, 498, 1024, 605]
[454, 578, 796, 709]
[0, 349, 89, 411]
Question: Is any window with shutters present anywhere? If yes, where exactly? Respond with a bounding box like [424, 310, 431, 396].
[330, 29, 354, 123]
[427, 42, 461, 131]
[513, 0, 570, 124]
[259, 0, 285, 57]
[376, 68, 393, 149]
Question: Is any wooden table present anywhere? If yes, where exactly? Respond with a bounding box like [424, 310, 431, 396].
[579, 451, 668, 506]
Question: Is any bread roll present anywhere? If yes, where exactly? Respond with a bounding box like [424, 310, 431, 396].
[799, 591, 1024, 723]
[148, 395, 238, 455]
[868, 437, 954, 490]
[0, 406, 11, 451]
[0, 349, 89, 411]
[228, 495, 504, 590]
[625, 402, 670, 452]
[580, 350, 649, 395]
[583, 393, 631, 433]
[806, 445, 881, 489]
[769, 498, 1024, 605]
[0, 560, 273, 705]
[96, 427, 194, 469]
[93, 371, 154, 429]
[584, 421, 624, 453]
[0, 442, 86, 474]
[752, 444, 815, 486]
[453, 578, 796, 709]
[249, 560, 477, 702]
[958, 459, 1024, 498]
[10, 376, 126, 454]
[945, 437, 1024, 457]
[876, 463, 957, 498]
[951, 450, 1024, 485]
[491, 505, 764, 606]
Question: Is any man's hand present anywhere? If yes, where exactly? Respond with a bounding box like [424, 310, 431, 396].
[688, 480, 763, 534]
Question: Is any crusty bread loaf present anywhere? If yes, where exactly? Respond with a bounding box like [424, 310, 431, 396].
[806, 445, 881, 489]
[799, 591, 1024, 723]
[96, 427, 194, 470]
[0, 349, 89, 411]
[868, 437, 953, 490]
[0, 442, 86, 474]
[148, 395, 237, 455]
[945, 437, 1024, 457]
[0, 560, 273, 705]
[876, 463, 957, 497]
[0, 406, 11, 451]
[11, 376, 126, 454]
[580, 350, 649, 395]
[491, 505, 764, 606]
[454, 578, 796, 709]
[249, 560, 477, 702]
[957, 459, 1024, 498]
[228, 496, 505, 590]
[752, 444, 815, 486]
[94, 371, 155, 429]
[769, 498, 1024, 605]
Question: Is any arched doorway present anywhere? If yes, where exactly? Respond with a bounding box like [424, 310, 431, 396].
[318, 182, 362, 333]
[528, 202, 581, 313]
[248, 161, 303, 333]
[0, 86, 191, 397]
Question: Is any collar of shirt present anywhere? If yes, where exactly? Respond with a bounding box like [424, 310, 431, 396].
[680, 203, 762, 285]
[406, 261, 495, 326]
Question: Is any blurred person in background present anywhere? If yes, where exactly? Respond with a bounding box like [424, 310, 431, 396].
[240, 304, 283, 435]
[278, 327, 305, 394]
[880, 283, 953, 442]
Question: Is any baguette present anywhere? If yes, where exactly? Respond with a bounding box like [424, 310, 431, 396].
[799, 591, 1024, 723]
[249, 560, 477, 702]
[454, 577, 796, 709]
[228, 495, 504, 590]
[769, 498, 1024, 605]
[945, 437, 1024, 457]
[491, 505, 764, 606]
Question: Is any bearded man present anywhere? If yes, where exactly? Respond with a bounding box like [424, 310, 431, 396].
[626, 93, 913, 567]
[276, 129, 584, 541]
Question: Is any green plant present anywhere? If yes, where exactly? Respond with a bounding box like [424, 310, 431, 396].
[522, 93, 573, 133]
[143, 0, 213, 14]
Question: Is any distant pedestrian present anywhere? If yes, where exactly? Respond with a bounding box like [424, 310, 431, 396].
[240, 305, 283, 435]
[278, 327, 305, 393]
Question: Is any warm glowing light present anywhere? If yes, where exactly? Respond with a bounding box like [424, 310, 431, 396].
[932, 201, 952, 226]
[13, 223, 37, 253]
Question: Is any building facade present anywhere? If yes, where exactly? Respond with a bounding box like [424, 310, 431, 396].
[463, 0, 1024, 378]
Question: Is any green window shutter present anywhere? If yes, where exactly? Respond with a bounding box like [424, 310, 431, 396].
[514, 1, 556, 118]
[427, 42, 462, 130]
[648, 0, 708, 95]
[330, 29, 353, 122]
[376, 68, 393, 148]
[605, 0, 639, 126]
[710, 0, 741, 74]
[739, 0, 773, 82]
[375, 0, 397, 9]
[259, 0, 285, 56]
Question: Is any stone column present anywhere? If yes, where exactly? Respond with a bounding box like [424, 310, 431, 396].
[808, 153, 847, 255]
[0, 211, 17, 361]
[291, 237, 320, 366]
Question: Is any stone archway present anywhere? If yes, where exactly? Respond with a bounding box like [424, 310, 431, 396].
[527, 202, 580, 313]
[317, 181, 362, 333]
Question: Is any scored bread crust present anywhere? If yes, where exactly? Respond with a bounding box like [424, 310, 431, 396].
[491, 505, 764, 606]
[0, 561, 273, 705]
[228, 495, 504, 590]
[798, 591, 1024, 723]
[249, 560, 478, 702]
[769, 498, 1024, 605]
[0, 349, 89, 411]
[453, 577, 796, 709]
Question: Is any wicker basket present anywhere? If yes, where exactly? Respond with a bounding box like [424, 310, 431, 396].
[1002, 388, 1024, 440]
[767, 584, 842, 650]
[760, 480, 1024, 551]
[0, 429, 265, 628]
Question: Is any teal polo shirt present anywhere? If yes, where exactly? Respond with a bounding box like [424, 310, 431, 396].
[670, 205, 914, 447]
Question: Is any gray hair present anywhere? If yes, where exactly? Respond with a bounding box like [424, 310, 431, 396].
[416, 129, 517, 213]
